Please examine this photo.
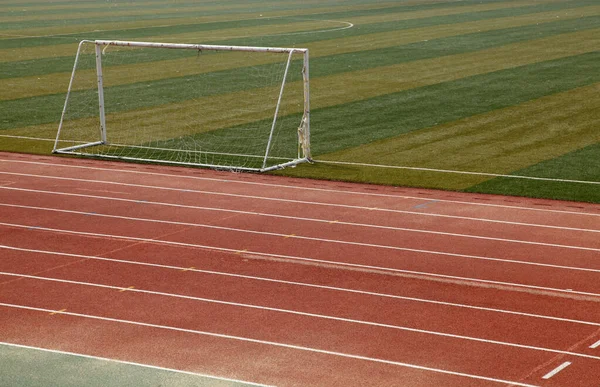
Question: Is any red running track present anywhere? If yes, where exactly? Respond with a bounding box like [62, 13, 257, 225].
[1, 151, 600, 386]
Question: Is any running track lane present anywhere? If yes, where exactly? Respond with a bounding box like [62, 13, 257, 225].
[1, 152, 599, 386]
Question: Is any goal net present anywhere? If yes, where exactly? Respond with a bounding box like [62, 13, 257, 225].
[53, 40, 311, 172]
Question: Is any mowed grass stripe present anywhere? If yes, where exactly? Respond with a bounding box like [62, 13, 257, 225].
[0, 2, 387, 36]
[307, 51, 599, 158]
[0, 0, 570, 63]
[0, 1, 399, 26]
[0, 0, 550, 33]
[1, 0, 589, 49]
[466, 143, 600, 203]
[2, 1, 596, 84]
[2, 10, 599, 103]
[5, 49, 599, 161]
[2, 23, 598, 131]
[7, 3, 599, 102]
[321, 83, 599, 185]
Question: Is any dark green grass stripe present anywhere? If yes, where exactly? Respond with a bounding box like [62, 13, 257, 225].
[1, 48, 599, 133]
[0, 0, 510, 19]
[465, 143, 600, 202]
[71, 51, 600, 161]
[308, 51, 600, 155]
[3, 12, 599, 82]
[2, 0, 595, 50]
[0, 0, 411, 30]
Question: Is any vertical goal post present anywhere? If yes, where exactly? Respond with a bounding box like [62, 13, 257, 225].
[53, 40, 312, 172]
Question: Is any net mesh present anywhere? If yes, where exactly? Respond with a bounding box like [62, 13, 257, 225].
[54, 41, 309, 171]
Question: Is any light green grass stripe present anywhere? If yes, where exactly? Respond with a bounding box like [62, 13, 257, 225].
[0, 0, 397, 25]
[2, 8, 599, 103]
[4, 0, 590, 50]
[0, 2, 391, 36]
[465, 143, 600, 203]
[0, 0, 564, 63]
[322, 82, 599, 188]
[2, 25, 598, 137]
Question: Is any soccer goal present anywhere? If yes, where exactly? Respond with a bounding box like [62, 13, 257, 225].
[53, 40, 311, 172]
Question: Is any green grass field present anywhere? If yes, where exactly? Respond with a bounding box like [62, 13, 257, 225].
[1, 0, 599, 202]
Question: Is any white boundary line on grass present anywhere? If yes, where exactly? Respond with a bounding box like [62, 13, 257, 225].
[2, 244, 599, 328]
[2, 224, 600, 301]
[2, 158, 599, 217]
[314, 159, 600, 185]
[2, 270, 600, 363]
[0, 342, 273, 387]
[0, 135, 57, 142]
[0, 303, 541, 387]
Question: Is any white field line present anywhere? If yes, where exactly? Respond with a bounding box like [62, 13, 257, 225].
[0, 302, 543, 387]
[2, 270, 600, 363]
[2, 224, 600, 300]
[2, 244, 599, 328]
[1, 158, 599, 217]
[590, 339, 600, 349]
[1, 201, 599, 255]
[0, 135, 57, 142]
[2, 185, 598, 235]
[0, 342, 273, 387]
[315, 160, 600, 186]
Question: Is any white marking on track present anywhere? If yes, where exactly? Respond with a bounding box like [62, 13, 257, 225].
[2, 187, 600, 253]
[2, 185, 598, 234]
[1, 225, 600, 302]
[0, 302, 544, 387]
[1, 158, 598, 217]
[541, 361, 571, 379]
[0, 342, 273, 386]
[2, 270, 600, 362]
[2, 201, 600, 279]
[590, 339, 600, 349]
[2, 244, 600, 328]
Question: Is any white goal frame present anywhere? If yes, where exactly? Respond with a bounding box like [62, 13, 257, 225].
[53, 40, 312, 172]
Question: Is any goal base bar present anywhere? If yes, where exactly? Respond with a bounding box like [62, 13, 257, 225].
[52, 148, 311, 172]
[53, 141, 105, 153]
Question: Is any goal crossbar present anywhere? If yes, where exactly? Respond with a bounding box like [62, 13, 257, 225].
[53, 39, 312, 172]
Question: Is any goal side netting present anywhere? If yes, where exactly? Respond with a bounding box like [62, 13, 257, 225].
[53, 40, 311, 172]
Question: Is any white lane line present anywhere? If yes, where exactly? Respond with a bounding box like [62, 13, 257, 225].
[0, 302, 542, 387]
[0, 342, 273, 386]
[541, 362, 571, 379]
[2, 225, 600, 301]
[2, 185, 599, 235]
[1, 158, 598, 217]
[2, 244, 600, 328]
[590, 339, 600, 349]
[316, 160, 600, 186]
[2, 270, 600, 362]
[1, 189, 599, 254]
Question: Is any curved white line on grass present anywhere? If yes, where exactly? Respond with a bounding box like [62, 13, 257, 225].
[259, 19, 354, 37]
[0, 342, 272, 386]
[0, 302, 546, 387]
[2, 159, 599, 217]
[2, 201, 598, 253]
[2, 186, 598, 235]
[2, 244, 599, 327]
[3, 270, 600, 364]
[315, 159, 600, 186]
[1, 224, 600, 301]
